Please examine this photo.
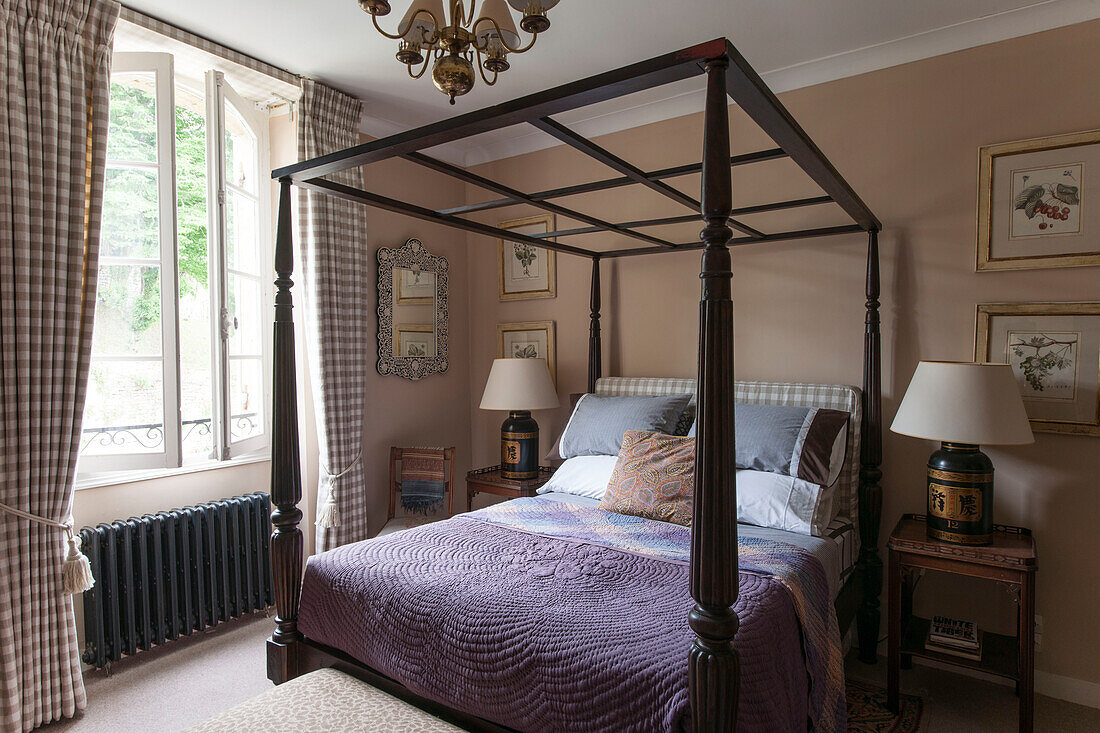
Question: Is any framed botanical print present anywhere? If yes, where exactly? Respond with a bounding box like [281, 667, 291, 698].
[977, 129, 1100, 271]
[396, 266, 436, 304]
[396, 324, 435, 357]
[497, 321, 556, 384]
[498, 215, 556, 301]
[975, 303, 1100, 435]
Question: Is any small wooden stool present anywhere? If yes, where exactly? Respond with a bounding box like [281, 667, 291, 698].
[184, 667, 463, 732]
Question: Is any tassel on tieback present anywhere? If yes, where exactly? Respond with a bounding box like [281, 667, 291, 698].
[316, 475, 340, 529]
[62, 529, 95, 595]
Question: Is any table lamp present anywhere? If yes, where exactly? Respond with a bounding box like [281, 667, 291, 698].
[479, 358, 559, 479]
[891, 361, 1033, 545]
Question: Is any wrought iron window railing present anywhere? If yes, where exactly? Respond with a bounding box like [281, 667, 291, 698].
[79, 413, 259, 454]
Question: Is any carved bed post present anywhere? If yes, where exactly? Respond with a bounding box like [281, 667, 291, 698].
[856, 228, 884, 664]
[268, 177, 305, 684]
[689, 54, 740, 731]
[587, 255, 602, 393]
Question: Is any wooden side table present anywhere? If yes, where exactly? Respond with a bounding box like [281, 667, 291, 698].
[465, 465, 555, 512]
[887, 513, 1038, 733]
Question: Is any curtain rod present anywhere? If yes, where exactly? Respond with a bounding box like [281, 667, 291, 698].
[118, 5, 300, 87]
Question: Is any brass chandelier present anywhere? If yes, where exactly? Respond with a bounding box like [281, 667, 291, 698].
[357, 0, 560, 104]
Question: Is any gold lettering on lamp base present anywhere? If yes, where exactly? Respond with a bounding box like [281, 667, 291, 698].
[928, 483, 984, 521]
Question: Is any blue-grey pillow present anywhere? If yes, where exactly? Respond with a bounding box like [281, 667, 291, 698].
[558, 394, 694, 459]
[688, 403, 848, 486]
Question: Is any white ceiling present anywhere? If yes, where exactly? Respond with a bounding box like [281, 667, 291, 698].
[121, 0, 1099, 165]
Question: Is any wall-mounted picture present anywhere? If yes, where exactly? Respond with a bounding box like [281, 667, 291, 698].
[396, 324, 435, 357]
[497, 320, 556, 384]
[498, 215, 556, 301]
[977, 129, 1100, 271]
[976, 303, 1100, 435]
[397, 265, 436, 304]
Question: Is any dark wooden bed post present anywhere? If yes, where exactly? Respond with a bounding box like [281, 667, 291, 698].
[587, 255, 602, 393]
[268, 177, 305, 684]
[856, 228, 884, 664]
[689, 54, 740, 731]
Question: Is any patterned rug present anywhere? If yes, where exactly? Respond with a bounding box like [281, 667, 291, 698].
[847, 679, 923, 732]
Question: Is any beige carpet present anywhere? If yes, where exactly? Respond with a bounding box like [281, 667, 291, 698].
[40, 613, 1100, 732]
[44, 613, 274, 732]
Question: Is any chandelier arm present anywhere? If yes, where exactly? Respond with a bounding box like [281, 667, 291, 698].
[453, 0, 476, 27]
[407, 53, 432, 79]
[370, 8, 443, 43]
[470, 16, 538, 54]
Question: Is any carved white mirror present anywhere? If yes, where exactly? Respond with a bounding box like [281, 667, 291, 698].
[377, 238, 449, 380]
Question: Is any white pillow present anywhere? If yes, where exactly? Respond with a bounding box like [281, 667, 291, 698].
[736, 469, 832, 537]
[536, 455, 618, 501]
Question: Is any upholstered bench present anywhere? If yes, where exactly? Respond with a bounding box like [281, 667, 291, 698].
[184, 667, 463, 732]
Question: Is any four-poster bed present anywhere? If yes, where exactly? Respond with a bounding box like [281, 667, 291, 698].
[268, 37, 884, 731]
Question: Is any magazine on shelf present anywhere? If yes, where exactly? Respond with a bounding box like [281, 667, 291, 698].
[926, 631, 983, 661]
[930, 615, 979, 649]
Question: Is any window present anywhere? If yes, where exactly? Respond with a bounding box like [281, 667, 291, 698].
[80, 53, 271, 475]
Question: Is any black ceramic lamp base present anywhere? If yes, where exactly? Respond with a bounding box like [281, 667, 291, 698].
[925, 441, 994, 545]
[501, 410, 539, 480]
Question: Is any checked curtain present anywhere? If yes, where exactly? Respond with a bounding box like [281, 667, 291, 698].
[0, 0, 119, 729]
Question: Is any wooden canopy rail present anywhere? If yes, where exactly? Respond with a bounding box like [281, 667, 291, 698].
[268, 37, 884, 731]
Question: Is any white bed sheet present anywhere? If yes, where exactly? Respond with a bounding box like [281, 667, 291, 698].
[537, 491, 854, 598]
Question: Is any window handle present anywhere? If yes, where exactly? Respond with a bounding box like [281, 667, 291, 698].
[220, 307, 237, 340]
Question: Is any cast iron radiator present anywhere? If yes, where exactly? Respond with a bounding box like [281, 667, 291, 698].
[78, 492, 273, 669]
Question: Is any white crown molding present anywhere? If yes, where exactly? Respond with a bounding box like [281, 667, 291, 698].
[360, 0, 1099, 168]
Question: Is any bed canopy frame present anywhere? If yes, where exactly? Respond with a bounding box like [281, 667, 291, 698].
[267, 38, 884, 731]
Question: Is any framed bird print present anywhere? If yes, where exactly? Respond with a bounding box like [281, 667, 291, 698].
[497, 321, 556, 385]
[977, 129, 1100, 271]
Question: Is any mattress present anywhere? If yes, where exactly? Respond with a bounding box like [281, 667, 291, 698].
[538, 491, 857, 598]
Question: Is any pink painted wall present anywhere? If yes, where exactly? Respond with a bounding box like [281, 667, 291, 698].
[462, 21, 1100, 691]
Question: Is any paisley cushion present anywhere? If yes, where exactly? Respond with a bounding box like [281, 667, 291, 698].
[599, 430, 695, 526]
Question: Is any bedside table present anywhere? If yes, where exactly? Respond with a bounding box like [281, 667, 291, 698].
[887, 513, 1038, 732]
[465, 465, 555, 512]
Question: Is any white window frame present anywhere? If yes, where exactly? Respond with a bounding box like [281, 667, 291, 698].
[79, 55, 272, 478]
[206, 70, 273, 460]
[82, 52, 181, 473]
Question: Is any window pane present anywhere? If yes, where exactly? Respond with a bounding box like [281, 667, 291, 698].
[226, 191, 259, 274]
[107, 72, 157, 164]
[229, 357, 264, 443]
[81, 360, 164, 456]
[102, 166, 160, 259]
[176, 83, 214, 461]
[225, 104, 258, 194]
[92, 264, 162, 357]
[228, 274, 263, 356]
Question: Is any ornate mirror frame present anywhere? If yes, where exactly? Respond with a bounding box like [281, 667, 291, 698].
[377, 238, 449, 380]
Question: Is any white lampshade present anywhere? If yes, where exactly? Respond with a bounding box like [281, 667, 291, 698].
[399, 0, 446, 47]
[476, 0, 520, 48]
[891, 362, 1034, 445]
[479, 358, 558, 411]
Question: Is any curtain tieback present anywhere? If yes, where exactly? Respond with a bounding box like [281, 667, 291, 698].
[0, 501, 95, 595]
[316, 449, 362, 530]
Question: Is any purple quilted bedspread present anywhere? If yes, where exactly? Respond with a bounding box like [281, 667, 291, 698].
[299, 498, 844, 732]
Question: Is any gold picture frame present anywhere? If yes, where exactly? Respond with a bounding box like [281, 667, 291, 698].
[396, 324, 435, 358]
[977, 129, 1100, 271]
[975, 302, 1100, 436]
[396, 265, 436, 305]
[498, 215, 557, 301]
[497, 320, 556, 385]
